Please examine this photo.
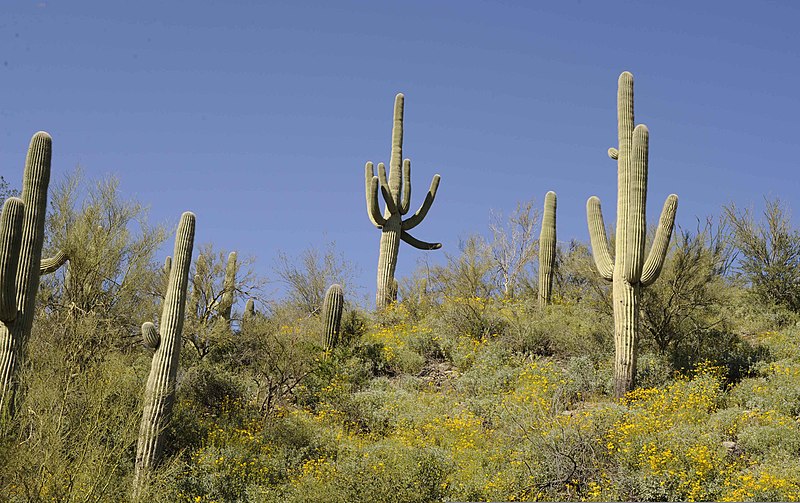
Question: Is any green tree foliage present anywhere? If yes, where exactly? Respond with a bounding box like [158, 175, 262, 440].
[273, 241, 357, 315]
[725, 197, 800, 313]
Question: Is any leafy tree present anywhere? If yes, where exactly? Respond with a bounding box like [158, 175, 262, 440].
[273, 241, 357, 315]
[725, 197, 800, 313]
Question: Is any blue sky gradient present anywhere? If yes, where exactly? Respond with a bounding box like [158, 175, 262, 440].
[2, 1, 799, 304]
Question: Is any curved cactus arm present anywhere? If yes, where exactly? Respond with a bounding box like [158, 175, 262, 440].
[376, 162, 397, 214]
[365, 163, 387, 228]
[401, 174, 440, 231]
[399, 159, 411, 215]
[641, 194, 679, 287]
[586, 196, 614, 281]
[400, 230, 441, 250]
[608, 148, 619, 160]
[39, 249, 67, 276]
[0, 198, 24, 323]
[623, 124, 650, 284]
[389, 93, 404, 201]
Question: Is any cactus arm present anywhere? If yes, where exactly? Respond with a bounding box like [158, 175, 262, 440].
[399, 159, 411, 215]
[640, 194, 679, 287]
[608, 148, 619, 160]
[365, 163, 387, 228]
[141, 322, 160, 349]
[163, 256, 172, 276]
[401, 174, 440, 231]
[623, 124, 649, 284]
[39, 249, 67, 276]
[376, 162, 398, 215]
[0, 198, 24, 323]
[400, 230, 441, 250]
[586, 196, 614, 281]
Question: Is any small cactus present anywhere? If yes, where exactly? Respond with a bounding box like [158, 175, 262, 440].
[0, 133, 67, 417]
[322, 284, 343, 352]
[586, 72, 678, 398]
[538, 191, 557, 308]
[365, 93, 441, 310]
[133, 212, 195, 496]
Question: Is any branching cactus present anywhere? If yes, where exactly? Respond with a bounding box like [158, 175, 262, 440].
[0, 132, 68, 417]
[133, 212, 195, 496]
[586, 72, 678, 398]
[538, 191, 557, 308]
[365, 93, 441, 310]
[322, 284, 343, 352]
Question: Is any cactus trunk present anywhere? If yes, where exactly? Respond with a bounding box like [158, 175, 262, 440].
[538, 191, 557, 308]
[612, 277, 639, 397]
[376, 215, 401, 309]
[133, 212, 195, 497]
[0, 133, 54, 418]
[322, 284, 344, 352]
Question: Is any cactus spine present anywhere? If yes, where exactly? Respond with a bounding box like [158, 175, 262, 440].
[133, 212, 195, 495]
[322, 284, 343, 352]
[0, 133, 68, 417]
[538, 191, 557, 308]
[586, 72, 678, 398]
[365, 93, 441, 310]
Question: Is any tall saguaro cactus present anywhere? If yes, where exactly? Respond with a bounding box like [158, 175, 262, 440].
[365, 93, 442, 309]
[586, 72, 678, 398]
[322, 283, 343, 352]
[0, 132, 67, 417]
[538, 191, 557, 308]
[133, 212, 195, 496]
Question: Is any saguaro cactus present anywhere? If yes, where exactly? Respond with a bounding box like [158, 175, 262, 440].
[365, 93, 442, 309]
[219, 251, 236, 323]
[586, 72, 678, 398]
[133, 212, 195, 495]
[0, 132, 68, 417]
[322, 284, 343, 352]
[538, 191, 557, 308]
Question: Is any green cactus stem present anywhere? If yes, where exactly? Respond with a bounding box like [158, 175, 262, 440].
[133, 212, 195, 496]
[365, 93, 442, 309]
[322, 284, 343, 352]
[219, 251, 236, 323]
[538, 191, 557, 308]
[586, 72, 678, 398]
[0, 132, 58, 418]
[163, 255, 172, 277]
[39, 249, 68, 275]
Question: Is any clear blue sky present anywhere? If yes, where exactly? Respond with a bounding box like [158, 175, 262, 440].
[2, 1, 799, 304]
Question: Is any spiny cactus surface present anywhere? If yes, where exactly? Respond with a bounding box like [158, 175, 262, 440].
[586, 72, 678, 398]
[133, 211, 195, 496]
[0, 132, 68, 418]
[322, 283, 343, 352]
[365, 93, 441, 309]
[538, 191, 557, 308]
